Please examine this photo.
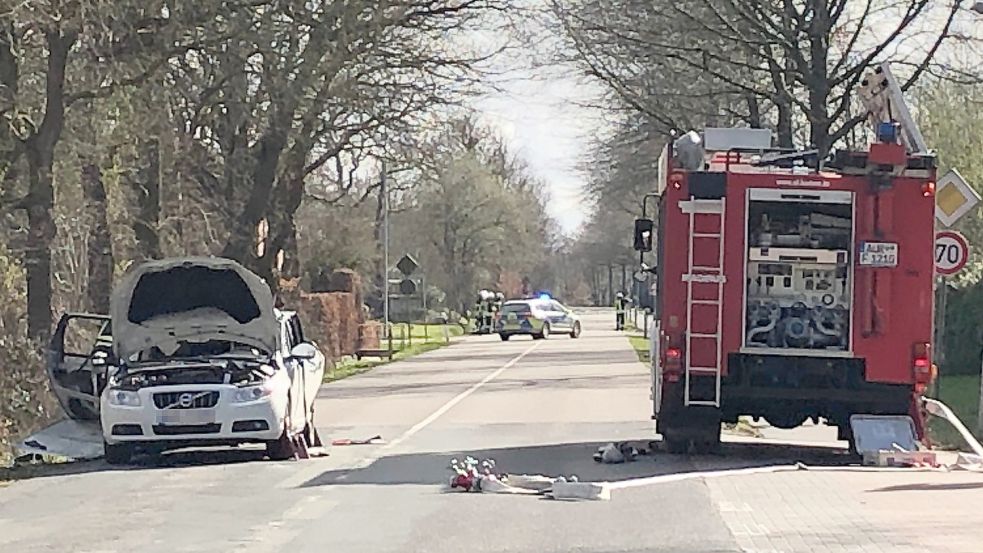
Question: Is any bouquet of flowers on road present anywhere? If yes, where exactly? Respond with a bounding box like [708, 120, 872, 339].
[447, 456, 579, 495]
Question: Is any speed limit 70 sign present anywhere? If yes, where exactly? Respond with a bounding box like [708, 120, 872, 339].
[935, 230, 970, 276]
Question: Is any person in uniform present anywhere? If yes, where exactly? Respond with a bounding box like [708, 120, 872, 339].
[615, 292, 626, 330]
[474, 290, 488, 334]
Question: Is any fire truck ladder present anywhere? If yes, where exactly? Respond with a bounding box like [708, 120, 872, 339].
[682, 196, 726, 407]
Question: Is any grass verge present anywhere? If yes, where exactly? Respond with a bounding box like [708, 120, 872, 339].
[626, 333, 651, 364]
[928, 373, 981, 448]
[323, 324, 457, 383]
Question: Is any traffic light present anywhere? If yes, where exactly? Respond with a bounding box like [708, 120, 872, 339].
[634, 218, 654, 252]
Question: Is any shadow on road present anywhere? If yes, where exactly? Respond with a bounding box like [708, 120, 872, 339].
[0, 447, 271, 483]
[319, 373, 647, 400]
[300, 439, 854, 489]
[870, 481, 983, 492]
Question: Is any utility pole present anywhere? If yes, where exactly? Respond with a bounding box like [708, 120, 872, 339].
[381, 161, 391, 347]
[978, 349, 983, 435]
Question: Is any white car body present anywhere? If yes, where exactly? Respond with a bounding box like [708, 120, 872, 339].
[47, 257, 325, 463]
[100, 310, 324, 458]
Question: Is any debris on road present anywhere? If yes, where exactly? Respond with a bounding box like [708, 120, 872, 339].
[850, 414, 935, 467]
[593, 442, 646, 463]
[16, 420, 104, 462]
[447, 457, 602, 499]
[331, 435, 384, 446]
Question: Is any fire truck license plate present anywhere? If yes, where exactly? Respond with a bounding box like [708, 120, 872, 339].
[859, 242, 898, 267]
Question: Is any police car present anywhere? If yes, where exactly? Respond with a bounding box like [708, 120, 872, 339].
[496, 296, 582, 341]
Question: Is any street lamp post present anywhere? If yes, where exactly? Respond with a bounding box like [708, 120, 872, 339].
[381, 161, 391, 350]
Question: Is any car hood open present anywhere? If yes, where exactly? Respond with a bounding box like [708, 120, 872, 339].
[110, 257, 278, 361]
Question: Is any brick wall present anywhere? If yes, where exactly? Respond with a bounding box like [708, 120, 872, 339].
[280, 269, 379, 360]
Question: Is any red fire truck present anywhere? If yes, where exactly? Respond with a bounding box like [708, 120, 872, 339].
[641, 65, 938, 453]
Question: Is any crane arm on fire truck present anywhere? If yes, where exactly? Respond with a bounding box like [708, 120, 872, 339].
[857, 62, 929, 155]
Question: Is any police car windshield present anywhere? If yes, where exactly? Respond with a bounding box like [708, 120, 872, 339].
[501, 302, 532, 313]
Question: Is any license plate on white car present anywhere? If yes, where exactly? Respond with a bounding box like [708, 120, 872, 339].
[157, 409, 216, 425]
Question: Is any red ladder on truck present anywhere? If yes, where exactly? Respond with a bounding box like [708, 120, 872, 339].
[681, 196, 726, 407]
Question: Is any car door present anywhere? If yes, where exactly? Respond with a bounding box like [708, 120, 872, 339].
[280, 317, 308, 434]
[548, 301, 572, 330]
[46, 313, 113, 421]
[288, 315, 325, 414]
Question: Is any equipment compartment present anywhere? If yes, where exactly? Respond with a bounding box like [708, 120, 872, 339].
[743, 194, 852, 352]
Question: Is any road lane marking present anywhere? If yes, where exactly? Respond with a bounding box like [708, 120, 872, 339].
[278, 341, 542, 488]
[381, 341, 542, 451]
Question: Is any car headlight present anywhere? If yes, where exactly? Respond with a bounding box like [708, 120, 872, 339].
[233, 384, 274, 403]
[107, 389, 141, 407]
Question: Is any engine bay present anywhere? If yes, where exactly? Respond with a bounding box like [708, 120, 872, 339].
[744, 197, 852, 352]
[112, 360, 274, 391]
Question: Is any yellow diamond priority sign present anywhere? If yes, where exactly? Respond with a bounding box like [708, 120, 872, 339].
[935, 169, 980, 227]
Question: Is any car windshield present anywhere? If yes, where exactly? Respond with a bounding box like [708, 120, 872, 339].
[501, 303, 531, 314]
[3, 3, 975, 552]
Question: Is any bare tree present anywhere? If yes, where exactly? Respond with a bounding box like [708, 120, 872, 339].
[0, 1, 255, 340]
[553, 0, 964, 153]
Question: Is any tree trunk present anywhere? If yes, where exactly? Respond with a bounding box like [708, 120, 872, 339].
[776, 98, 794, 148]
[746, 94, 762, 129]
[81, 162, 113, 314]
[24, 148, 56, 342]
[373, 182, 386, 315]
[221, 131, 288, 277]
[807, 1, 832, 156]
[21, 30, 76, 342]
[132, 138, 161, 260]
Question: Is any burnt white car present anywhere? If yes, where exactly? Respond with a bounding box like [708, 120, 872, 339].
[47, 257, 325, 464]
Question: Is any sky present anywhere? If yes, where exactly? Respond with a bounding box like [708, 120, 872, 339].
[474, 74, 604, 235]
[465, 2, 983, 239]
[466, 6, 611, 237]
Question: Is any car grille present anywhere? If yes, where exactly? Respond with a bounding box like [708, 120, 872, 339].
[153, 391, 220, 409]
[152, 424, 222, 435]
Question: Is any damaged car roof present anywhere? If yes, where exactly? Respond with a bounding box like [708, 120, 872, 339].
[110, 257, 278, 360]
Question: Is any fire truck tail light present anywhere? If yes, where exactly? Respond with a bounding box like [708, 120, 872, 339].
[922, 181, 935, 197]
[666, 347, 682, 360]
[912, 342, 932, 383]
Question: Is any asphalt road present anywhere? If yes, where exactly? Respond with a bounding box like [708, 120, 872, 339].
[1, 310, 975, 553]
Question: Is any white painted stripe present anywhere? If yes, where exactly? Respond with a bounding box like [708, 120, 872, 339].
[277, 341, 541, 488]
[380, 341, 542, 451]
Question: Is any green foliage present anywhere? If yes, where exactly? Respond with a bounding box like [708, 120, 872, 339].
[392, 118, 567, 311]
[918, 80, 983, 377]
[0, 248, 57, 466]
[928, 374, 981, 447]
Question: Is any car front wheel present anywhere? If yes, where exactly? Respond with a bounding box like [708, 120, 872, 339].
[570, 322, 581, 338]
[104, 441, 134, 465]
[266, 426, 295, 461]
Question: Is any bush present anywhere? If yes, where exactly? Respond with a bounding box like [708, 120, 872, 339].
[0, 249, 60, 466]
[940, 282, 983, 376]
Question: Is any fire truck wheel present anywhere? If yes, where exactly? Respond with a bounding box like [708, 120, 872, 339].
[499, 333, 510, 341]
[663, 435, 688, 454]
[692, 435, 721, 455]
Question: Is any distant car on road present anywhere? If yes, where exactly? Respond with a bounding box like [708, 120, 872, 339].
[496, 297, 581, 341]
